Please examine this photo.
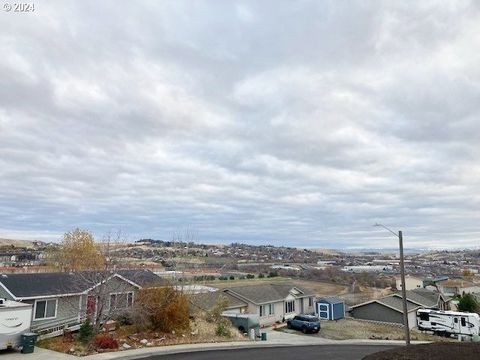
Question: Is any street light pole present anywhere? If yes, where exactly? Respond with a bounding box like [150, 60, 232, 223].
[375, 224, 411, 345]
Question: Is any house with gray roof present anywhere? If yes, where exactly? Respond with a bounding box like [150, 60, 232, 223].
[0, 269, 165, 337]
[349, 288, 450, 329]
[223, 283, 316, 326]
[189, 291, 248, 315]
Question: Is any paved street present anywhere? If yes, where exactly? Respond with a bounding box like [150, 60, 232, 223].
[142, 345, 397, 360]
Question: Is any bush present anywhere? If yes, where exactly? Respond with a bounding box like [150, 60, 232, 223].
[134, 286, 190, 333]
[268, 271, 278, 278]
[93, 334, 118, 349]
[215, 320, 232, 337]
[115, 313, 133, 326]
[218, 276, 228, 281]
[206, 296, 228, 323]
[229, 275, 235, 280]
[246, 274, 255, 279]
[258, 273, 265, 278]
[458, 293, 479, 313]
[78, 319, 94, 344]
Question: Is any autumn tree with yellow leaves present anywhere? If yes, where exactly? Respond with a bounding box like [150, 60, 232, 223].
[48, 228, 105, 271]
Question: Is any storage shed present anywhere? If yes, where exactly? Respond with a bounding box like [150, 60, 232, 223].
[316, 297, 345, 320]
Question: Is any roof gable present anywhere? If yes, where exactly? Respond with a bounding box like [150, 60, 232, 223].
[224, 283, 314, 304]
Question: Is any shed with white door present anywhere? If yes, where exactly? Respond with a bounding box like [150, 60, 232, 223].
[316, 297, 345, 320]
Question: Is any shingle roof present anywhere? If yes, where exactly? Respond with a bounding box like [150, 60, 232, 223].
[393, 288, 445, 307]
[190, 291, 248, 312]
[0, 269, 165, 299]
[318, 296, 344, 304]
[377, 296, 420, 313]
[117, 269, 168, 287]
[437, 279, 477, 288]
[224, 283, 314, 304]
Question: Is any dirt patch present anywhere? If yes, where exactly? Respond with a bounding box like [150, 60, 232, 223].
[363, 342, 480, 360]
[279, 318, 452, 342]
[37, 317, 246, 356]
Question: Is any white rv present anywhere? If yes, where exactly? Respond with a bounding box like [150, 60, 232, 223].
[417, 308, 480, 337]
[0, 299, 33, 349]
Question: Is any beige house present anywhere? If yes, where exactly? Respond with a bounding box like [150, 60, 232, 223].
[396, 275, 423, 291]
[222, 283, 316, 326]
[435, 279, 480, 297]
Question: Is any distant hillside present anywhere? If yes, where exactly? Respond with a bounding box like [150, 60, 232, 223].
[0, 238, 37, 249]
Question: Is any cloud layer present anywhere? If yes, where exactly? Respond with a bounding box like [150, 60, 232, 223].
[1, 0, 480, 248]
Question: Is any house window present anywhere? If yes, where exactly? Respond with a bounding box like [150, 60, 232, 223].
[110, 292, 134, 309]
[110, 294, 118, 309]
[34, 299, 57, 320]
[308, 297, 313, 307]
[285, 300, 295, 313]
[260, 304, 274, 317]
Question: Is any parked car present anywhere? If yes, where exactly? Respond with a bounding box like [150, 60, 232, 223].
[286, 315, 320, 334]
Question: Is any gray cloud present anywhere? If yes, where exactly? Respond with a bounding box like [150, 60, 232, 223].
[1, 0, 480, 249]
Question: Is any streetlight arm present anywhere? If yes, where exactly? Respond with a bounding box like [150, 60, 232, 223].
[374, 223, 399, 237]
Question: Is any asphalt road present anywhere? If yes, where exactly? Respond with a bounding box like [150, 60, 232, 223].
[143, 345, 397, 360]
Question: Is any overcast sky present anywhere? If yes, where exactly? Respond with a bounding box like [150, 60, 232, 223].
[1, 1, 480, 249]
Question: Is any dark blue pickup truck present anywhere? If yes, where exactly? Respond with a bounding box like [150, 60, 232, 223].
[286, 315, 320, 334]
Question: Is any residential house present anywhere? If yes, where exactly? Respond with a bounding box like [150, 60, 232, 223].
[393, 288, 451, 310]
[349, 296, 420, 329]
[350, 288, 450, 329]
[435, 279, 480, 297]
[0, 269, 165, 337]
[189, 291, 248, 315]
[222, 283, 316, 326]
[395, 275, 423, 291]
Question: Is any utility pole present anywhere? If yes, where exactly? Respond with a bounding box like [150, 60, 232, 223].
[374, 224, 411, 346]
[398, 230, 411, 345]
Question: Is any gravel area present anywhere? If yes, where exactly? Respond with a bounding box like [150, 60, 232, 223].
[279, 318, 451, 342]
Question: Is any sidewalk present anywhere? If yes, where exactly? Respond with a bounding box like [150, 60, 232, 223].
[2, 328, 423, 360]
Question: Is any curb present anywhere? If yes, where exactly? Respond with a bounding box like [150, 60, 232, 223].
[85, 340, 405, 360]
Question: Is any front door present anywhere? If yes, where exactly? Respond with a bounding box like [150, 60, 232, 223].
[86, 295, 97, 321]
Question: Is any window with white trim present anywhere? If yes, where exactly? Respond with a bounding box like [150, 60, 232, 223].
[285, 300, 295, 313]
[308, 297, 313, 307]
[127, 292, 133, 307]
[110, 293, 118, 309]
[34, 299, 57, 320]
[260, 303, 275, 317]
[268, 303, 274, 315]
[110, 292, 134, 310]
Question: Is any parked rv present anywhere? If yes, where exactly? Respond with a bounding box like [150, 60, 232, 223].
[0, 299, 33, 350]
[417, 309, 480, 337]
